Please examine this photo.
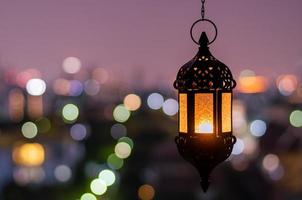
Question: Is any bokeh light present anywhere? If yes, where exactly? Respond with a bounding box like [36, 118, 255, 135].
[54, 165, 72, 182]
[115, 142, 131, 159]
[250, 120, 267, 137]
[239, 69, 256, 78]
[262, 154, 280, 172]
[84, 79, 100, 96]
[277, 75, 298, 96]
[162, 98, 178, 116]
[26, 78, 46, 96]
[21, 122, 38, 139]
[107, 153, 124, 170]
[36, 118, 51, 133]
[124, 94, 142, 111]
[81, 193, 97, 200]
[13, 143, 45, 167]
[238, 76, 268, 93]
[147, 93, 164, 110]
[62, 104, 79, 122]
[62, 57, 82, 74]
[69, 80, 84, 96]
[138, 184, 155, 200]
[113, 104, 131, 123]
[110, 123, 127, 139]
[13, 166, 45, 185]
[70, 123, 88, 141]
[98, 169, 116, 186]
[232, 138, 245, 155]
[90, 178, 107, 195]
[289, 110, 302, 127]
[118, 137, 134, 149]
[92, 67, 109, 84]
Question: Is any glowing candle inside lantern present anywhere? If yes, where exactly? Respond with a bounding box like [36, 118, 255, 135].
[195, 93, 214, 134]
[198, 122, 213, 133]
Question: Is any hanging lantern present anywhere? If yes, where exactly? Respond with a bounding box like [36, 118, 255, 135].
[174, 0, 237, 192]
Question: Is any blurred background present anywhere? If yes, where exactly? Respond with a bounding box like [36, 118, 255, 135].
[0, 0, 302, 200]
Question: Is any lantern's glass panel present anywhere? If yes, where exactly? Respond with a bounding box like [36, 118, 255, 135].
[195, 93, 214, 134]
[179, 93, 187, 133]
[222, 92, 232, 132]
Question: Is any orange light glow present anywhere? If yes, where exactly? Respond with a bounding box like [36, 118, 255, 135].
[195, 93, 213, 134]
[13, 143, 45, 167]
[27, 95, 43, 119]
[179, 94, 187, 133]
[9, 89, 25, 122]
[222, 93, 232, 132]
[237, 76, 268, 93]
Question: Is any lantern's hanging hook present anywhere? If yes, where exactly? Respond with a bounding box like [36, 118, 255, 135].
[190, 0, 217, 45]
[201, 0, 205, 19]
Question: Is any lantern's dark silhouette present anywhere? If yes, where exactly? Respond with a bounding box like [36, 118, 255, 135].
[174, 32, 237, 192]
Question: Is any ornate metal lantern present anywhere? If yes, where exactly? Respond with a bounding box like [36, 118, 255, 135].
[174, 0, 237, 192]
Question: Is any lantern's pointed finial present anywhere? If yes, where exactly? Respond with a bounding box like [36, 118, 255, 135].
[201, 179, 210, 192]
[198, 32, 209, 47]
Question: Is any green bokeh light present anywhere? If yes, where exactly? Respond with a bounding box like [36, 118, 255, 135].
[290, 110, 302, 127]
[80, 193, 97, 200]
[21, 122, 38, 139]
[113, 104, 130, 123]
[62, 103, 79, 122]
[107, 153, 124, 170]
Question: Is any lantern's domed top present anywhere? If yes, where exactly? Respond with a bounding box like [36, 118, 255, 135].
[174, 32, 236, 91]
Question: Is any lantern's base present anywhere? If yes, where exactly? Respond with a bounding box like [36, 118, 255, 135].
[175, 134, 236, 192]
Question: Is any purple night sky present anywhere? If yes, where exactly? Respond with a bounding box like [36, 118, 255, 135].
[0, 0, 301, 88]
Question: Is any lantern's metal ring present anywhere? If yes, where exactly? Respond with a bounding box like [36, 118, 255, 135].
[190, 18, 218, 45]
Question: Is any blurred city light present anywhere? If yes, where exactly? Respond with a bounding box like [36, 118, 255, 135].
[138, 184, 155, 200]
[13, 167, 45, 185]
[110, 123, 127, 139]
[26, 78, 46, 96]
[232, 138, 245, 155]
[36, 117, 51, 133]
[69, 80, 84, 96]
[16, 69, 41, 88]
[124, 94, 142, 111]
[81, 193, 97, 200]
[289, 110, 302, 127]
[90, 178, 107, 195]
[9, 89, 25, 122]
[114, 142, 131, 159]
[118, 137, 134, 149]
[62, 103, 79, 122]
[84, 79, 100, 96]
[21, 122, 38, 139]
[113, 104, 131, 123]
[239, 69, 256, 78]
[162, 98, 178, 116]
[147, 93, 164, 110]
[107, 153, 124, 170]
[92, 67, 109, 84]
[62, 57, 82, 74]
[54, 165, 72, 182]
[13, 143, 45, 167]
[250, 120, 267, 137]
[238, 76, 268, 93]
[98, 169, 116, 186]
[276, 75, 298, 96]
[70, 123, 88, 141]
[262, 154, 280, 172]
[53, 78, 71, 96]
